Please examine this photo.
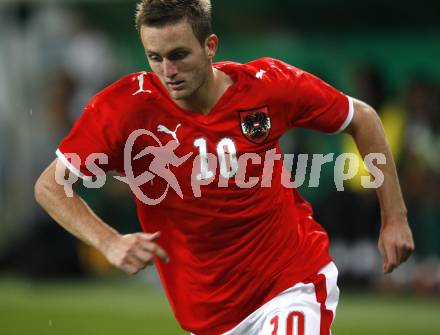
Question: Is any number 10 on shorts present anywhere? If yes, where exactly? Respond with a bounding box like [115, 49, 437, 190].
[270, 311, 305, 335]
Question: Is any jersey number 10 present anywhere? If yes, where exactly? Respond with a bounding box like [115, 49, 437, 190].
[270, 311, 305, 335]
[194, 137, 238, 180]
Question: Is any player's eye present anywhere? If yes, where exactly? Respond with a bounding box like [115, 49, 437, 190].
[169, 51, 189, 61]
[148, 54, 162, 62]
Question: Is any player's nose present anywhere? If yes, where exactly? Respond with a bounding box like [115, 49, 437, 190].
[163, 59, 178, 79]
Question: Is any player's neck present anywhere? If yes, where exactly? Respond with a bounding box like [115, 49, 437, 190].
[176, 67, 233, 116]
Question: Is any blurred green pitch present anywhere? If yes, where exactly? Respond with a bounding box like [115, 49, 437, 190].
[0, 278, 439, 335]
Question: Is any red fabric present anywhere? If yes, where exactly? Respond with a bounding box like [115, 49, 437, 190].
[58, 58, 349, 334]
[270, 315, 279, 335]
[303, 273, 333, 335]
[286, 311, 305, 335]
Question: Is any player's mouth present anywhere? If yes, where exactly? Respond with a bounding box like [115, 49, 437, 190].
[167, 80, 185, 90]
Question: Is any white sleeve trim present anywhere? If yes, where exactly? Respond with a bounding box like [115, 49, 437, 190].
[332, 96, 354, 134]
[55, 149, 93, 181]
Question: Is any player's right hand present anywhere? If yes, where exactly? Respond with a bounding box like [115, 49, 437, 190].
[103, 231, 169, 275]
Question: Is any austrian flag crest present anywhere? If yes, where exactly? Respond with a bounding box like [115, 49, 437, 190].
[239, 106, 271, 143]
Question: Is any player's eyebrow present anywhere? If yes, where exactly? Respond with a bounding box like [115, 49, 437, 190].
[168, 47, 190, 54]
[145, 49, 158, 56]
[146, 47, 190, 57]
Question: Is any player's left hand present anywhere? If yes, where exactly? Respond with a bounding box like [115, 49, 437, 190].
[378, 215, 415, 274]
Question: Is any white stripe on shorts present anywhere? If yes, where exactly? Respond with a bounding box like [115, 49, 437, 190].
[191, 262, 339, 335]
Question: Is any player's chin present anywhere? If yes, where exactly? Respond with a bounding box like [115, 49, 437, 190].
[169, 88, 190, 100]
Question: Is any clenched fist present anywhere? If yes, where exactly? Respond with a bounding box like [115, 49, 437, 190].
[101, 231, 169, 274]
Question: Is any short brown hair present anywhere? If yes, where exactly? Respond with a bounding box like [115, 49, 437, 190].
[135, 0, 213, 45]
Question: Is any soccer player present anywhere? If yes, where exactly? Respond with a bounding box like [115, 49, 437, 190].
[34, 1, 415, 334]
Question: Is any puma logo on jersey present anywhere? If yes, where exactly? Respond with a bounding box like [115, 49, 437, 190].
[157, 124, 182, 144]
[133, 73, 152, 95]
[256, 69, 266, 79]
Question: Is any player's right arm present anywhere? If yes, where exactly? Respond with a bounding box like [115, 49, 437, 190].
[34, 159, 169, 274]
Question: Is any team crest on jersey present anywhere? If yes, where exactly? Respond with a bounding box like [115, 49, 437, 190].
[239, 106, 271, 143]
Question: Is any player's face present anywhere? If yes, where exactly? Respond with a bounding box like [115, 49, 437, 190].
[140, 19, 215, 101]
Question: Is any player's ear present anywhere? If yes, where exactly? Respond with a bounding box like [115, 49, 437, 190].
[205, 34, 218, 60]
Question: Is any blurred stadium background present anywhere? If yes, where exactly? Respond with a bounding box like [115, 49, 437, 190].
[0, 0, 439, 334]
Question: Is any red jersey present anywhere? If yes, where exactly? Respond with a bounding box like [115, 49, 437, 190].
[57, 58, 352, 334]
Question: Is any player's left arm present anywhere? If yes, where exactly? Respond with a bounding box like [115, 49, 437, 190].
[345, 98, 415, 274]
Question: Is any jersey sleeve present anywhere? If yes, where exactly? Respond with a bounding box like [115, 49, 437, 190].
[56, 96, 124, 179]
[269, 59, 354, 133]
